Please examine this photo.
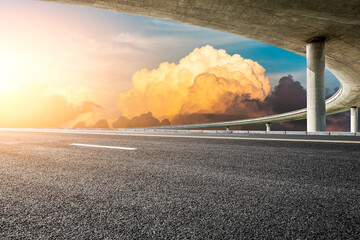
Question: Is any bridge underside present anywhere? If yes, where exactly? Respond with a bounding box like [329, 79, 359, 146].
[41, 0, 360, 129]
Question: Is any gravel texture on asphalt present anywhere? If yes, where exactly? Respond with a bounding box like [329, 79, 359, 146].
[0, 131, 359, 239]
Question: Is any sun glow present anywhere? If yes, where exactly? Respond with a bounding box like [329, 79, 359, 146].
[0, 46, 55, 93]
[0, 53, 28, 94]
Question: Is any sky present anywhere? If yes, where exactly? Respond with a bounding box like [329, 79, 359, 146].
[0, 0, 342, 129]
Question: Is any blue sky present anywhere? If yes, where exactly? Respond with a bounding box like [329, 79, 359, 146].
[1, 0, 340, 90]
[10, 0, 339, 90]
[56, 1, 341, 89]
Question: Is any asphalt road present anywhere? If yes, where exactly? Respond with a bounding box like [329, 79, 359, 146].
[1, 130, 360, 239]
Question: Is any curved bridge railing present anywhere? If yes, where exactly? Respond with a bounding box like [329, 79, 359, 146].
[153, 86, 346, 130]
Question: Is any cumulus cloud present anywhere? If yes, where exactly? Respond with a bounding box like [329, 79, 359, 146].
[170, 75, 306, 127]
[118, 45, 271, 120]
[113, 73, 354, 131]
[114, 45, 311, 131]
[264, 75, 306, 113]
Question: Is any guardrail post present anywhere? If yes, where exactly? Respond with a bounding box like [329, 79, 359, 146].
[350, 107, 358, 133]
[265, 123, 271, 132]
[306, 37, 326, 132]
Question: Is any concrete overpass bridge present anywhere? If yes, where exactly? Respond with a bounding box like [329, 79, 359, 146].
[42, 0, 360, 132]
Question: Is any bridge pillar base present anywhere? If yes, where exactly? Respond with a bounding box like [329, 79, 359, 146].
[306, 38, 326, 132]
[350, 107, 358, 133]
[265, 123, 271, 132]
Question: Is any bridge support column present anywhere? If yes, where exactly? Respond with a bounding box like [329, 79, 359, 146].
[350, 107, 358, 133]
[306, 38, 326, 132]
[265, 123, 271, 132]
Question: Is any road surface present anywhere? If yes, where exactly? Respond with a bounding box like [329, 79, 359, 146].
[1, 130, 359, 239]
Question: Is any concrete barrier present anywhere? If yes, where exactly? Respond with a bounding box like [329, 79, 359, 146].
[142, 129, 151, 132]
[155, 129, 167, 132]
[307, 131, 330, 135]
[201, 130, 214, 133]
[232, 130, 249, 134]
[330, 132, 356, 136]
[177, 130, 190, 133]
[285, 131, 307, 135]
[249, 131, 267, 134]
[267, 131, 286, 135]
[189, 130, 203, 133]
[216, 130, 230, 134]
[114, 128, 360, 137]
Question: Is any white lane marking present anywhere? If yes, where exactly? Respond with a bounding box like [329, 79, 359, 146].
[1, 128, 360, 144]
[70, 143, 136, 150]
